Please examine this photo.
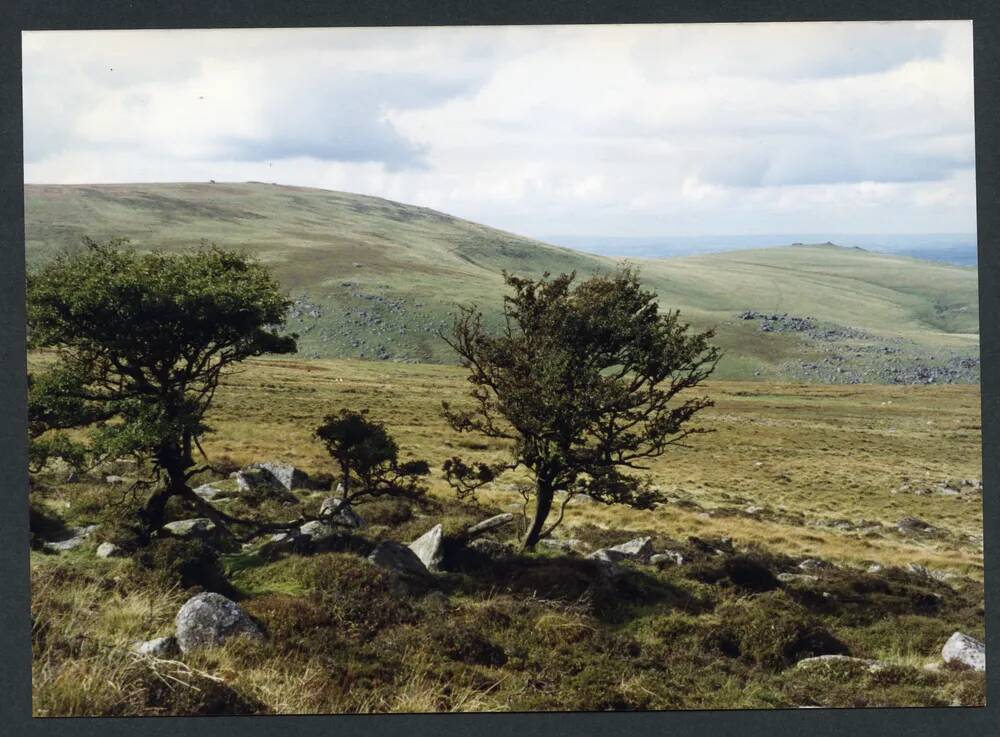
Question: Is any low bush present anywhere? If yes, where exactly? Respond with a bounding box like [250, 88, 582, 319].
[134, 538, 231, 594]
[711, 591, 849, 670]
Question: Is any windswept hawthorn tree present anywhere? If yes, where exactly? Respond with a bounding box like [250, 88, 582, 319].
[441, 268, 720, 550]
[27, 238, 297, 537]
[315, 409, 430, 505]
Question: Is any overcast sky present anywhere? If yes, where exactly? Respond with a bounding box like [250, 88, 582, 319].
[22, 21, 976, 239]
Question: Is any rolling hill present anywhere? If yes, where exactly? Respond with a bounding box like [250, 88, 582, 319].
[23, 182, 980, 382]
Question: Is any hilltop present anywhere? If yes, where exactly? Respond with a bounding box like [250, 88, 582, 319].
[24, 183, 980, 382]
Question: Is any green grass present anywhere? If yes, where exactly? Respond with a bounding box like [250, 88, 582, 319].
[24, 183, 980, 377]
[29, 357, 984, 715]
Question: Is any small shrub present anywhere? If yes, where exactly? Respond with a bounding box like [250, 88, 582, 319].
[712, 591, 848, 670]
[297, 553, 418, 639]
[134, 538, 230, 593]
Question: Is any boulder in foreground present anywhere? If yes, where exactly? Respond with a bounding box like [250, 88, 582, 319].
[409, 524, 444, 572]
[942, 631, 985, 672]
[174, 592, 264, 653]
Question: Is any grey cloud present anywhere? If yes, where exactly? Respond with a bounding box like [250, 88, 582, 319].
[218, 71, 482, 168]
[636, 23, 947, 81]
[698, 134, 974, 187]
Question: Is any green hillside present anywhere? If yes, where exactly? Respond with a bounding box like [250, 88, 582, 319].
[23, 182, 980, 382]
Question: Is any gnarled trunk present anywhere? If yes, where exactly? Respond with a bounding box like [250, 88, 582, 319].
[522, 478, 555, 550]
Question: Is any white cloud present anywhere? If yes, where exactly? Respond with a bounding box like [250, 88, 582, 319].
[22, 21, 976, 238]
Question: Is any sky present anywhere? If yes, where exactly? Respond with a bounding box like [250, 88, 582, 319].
[22, 22, 977, 240]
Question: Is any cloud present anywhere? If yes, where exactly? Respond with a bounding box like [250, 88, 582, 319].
[22, 22, 976, 237]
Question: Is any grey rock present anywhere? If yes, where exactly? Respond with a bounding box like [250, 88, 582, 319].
[465, 513, 514, 538]
[174, 592, 263, 653]
[260, 530, 311, 558]
[105, 475, 127, 485]
[319, 497, 365, 528]
[795, 654, 883, 672]
[866, 564, 885, 574]
[299, 520, 342, 543]
[941, 632, 985, 672]
[650, 550, 685, 567]
[235, 465, 304, 501]
[43, 525, 99, 552]
[588, 536, 654, 563]
[609, 536, 654, 558]
[798, 558, 832, 572]
[408, 524, 444, 572]
[131, 636, 179, 658]
[778, 573, 819, 584]
[897, 517, 936, 536]
[904, 562, 956, 584]
[193, 483, 226, 501]
[538, 537, 583, 552]
[163, 518, 216, 538]
[96, 542, 123, 559]
[245, 461, 312, 491]
[368, 540, 430, 579]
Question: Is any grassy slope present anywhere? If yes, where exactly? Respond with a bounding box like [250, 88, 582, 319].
[24, 183, 980, 377]
[30, 358, 985, 714]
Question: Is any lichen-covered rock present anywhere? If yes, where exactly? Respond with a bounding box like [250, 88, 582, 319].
[538, 537, 584, 553]
[43, 524, 99, 553]
[193, 483, 227, 501]
[245, 461, 312, 490]
[299, 519, 342, 543]
[587, 536, 653, 563]
[465, 513, 514, 538]
[174, 593, 263, 653]
[318, 497, 365, 528]
[408, 524, 444, 572]
[131, 636, 179, 658]
[650, 550, 685, 567]
[368, 540, 430, 579]
[96, 541, 124, 559]
[942, 632, 985, 672]
[259, 530, 312, 559]
[163, 518, 216, 538]
[798, 558, 832, 572]
[778, 572, 818, 584]
[794, 654, 884, 673]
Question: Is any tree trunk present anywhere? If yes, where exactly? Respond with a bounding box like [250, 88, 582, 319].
[522, 479, 555, 550]
[139, 483, 174, 538]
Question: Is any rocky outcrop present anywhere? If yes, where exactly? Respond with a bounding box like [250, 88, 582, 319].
[96, 542, 124, 559]
[174, 593, 263, 653]
[409, 524, 444, 572]
[131, 636, 180, 658]
[43, 524, 99, 553]
[163, 518, 216, 538]
[587, 536, 654, 563]
[465, 513, 514, 538]
[650, 550, 685, 567]
[368, 540, 430, 580]
[319, 497, 365, 528]
[941, 632, 985, 672]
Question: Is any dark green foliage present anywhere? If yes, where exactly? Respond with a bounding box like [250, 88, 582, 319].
[441, 268, 720, 548]
[314, 409, 429, 505]
[135, 538, 230, 593]
[685, 554, 780, 592]
[29, 498, 68, 543]
[711, 591, 849, 670]
[295, 553, 417, 639]
[26, 237, 296, 532]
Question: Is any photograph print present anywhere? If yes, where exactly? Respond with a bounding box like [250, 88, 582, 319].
[22, 20, 985, 716]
